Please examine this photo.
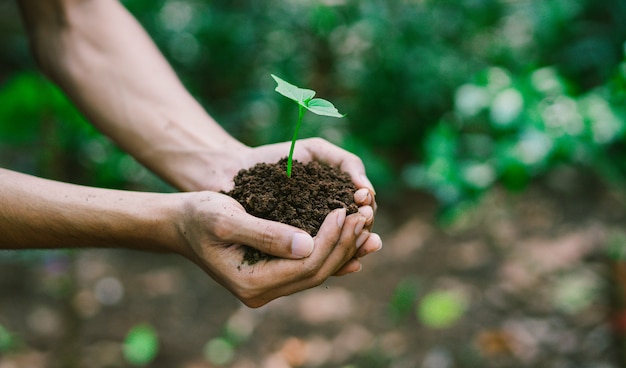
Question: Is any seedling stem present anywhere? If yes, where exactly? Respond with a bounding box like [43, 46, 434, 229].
[271, 74, 344, 178]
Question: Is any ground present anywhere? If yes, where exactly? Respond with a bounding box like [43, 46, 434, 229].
[1, 176, 625, 368]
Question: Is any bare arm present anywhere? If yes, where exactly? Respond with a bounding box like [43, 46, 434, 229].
[0, 168, 182, 252]
[16, 0, 378, 197]
[17, 0, 247, 192]
[0, 168, 371, 307]
[14, 0, 381, 276]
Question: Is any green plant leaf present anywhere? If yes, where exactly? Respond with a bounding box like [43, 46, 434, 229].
[307, 98, 344, 117]
[271, 74, 315, 106]
[123, 324, 159, 366]
[271, 74, 344, 117]
[271, 73, 345, 178]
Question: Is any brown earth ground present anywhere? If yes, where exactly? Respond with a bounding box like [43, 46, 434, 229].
[1, 172, 625, 368]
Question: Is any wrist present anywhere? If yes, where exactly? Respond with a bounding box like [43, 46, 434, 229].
[172, 142, 253, 192]
[140, 192, 191, 256]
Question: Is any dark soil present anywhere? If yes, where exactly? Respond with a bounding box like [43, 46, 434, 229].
[224, 158, 359, 264]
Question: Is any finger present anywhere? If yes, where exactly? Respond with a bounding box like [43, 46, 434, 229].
[334, 232, 381, 276]
[226, 213, 316, 260]
[333, 258, 362, 276]
[312, 213, 365, 277]
[357, 205, 374, 227]
[354, 188, 371, 206]
[299, 138, 376, 194]
[262, 210, 360, 298]
[236, 208, 348, 304]
[355, 232, 382, 258]
[355, 188, 378, 213]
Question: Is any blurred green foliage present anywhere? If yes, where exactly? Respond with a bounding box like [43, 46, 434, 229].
[0, 323, 16, 353]
[608, 231, 626, 261]
[1, 0, 625, 207]
[203, 337, 236, 366]
[123, 324, 159, 366]
[417, 289, 467, 329]
[388, 277, 420, 324]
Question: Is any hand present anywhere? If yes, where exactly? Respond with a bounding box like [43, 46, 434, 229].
[242, 138, 382, 271]
[203, 137, 382, 272]
[174, 191, 369, 307]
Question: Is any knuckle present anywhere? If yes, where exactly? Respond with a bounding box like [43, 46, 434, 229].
[260, 224, 277, 254]
[211, 214, 235, 240]
[308, 137, 327, 146]
[212, 227, 231, 242]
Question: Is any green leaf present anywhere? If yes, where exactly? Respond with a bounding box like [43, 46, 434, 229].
[123, 324, 159, 366]
[271, 74, 315, 106]
[306, 98, 344, 117]
[271, 74, 344, 118]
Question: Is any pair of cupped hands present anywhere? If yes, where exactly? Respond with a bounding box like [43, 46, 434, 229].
[176, 138, 381, 308]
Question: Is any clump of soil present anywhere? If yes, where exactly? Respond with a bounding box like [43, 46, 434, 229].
[225, 158, 358, 264]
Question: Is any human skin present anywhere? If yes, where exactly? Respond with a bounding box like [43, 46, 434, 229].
[0, 169, 378, 307]
[16, 0, 378, 220]
[3, 0, 382, 306]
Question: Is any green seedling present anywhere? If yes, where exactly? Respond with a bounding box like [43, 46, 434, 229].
[271, 74, 344, 177]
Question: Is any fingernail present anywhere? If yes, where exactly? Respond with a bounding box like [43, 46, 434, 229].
[292, 233, 314, 258]
[354, 189, 369, 203]
[354, 216, 366, 235]
[361, 175, 376, 195]
[351, 263, 363, 274]
[356, 231, 369, 249]
[358, 206, 373, 221]
[372, 234, 383, 252]
[336, 208, 347, 228]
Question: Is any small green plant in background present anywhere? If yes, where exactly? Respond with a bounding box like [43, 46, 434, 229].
[417, 290, 467, 329]
[271, 74, 344, 177]
[203, 337, 236, 366]
[607, 231, 626, 261]
[0, 323, 16, 353]
[123, 324, 159, 366]
[389, 278, 420, 324]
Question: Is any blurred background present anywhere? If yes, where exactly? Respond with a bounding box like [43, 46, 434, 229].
[1, 0, 626, 367]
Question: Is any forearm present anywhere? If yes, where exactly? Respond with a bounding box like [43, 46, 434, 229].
[17, 0, 246, 191]
[0, 168, 184, 253]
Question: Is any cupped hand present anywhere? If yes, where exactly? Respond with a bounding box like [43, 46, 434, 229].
[243, 139, 382, 266]
[201, 137, 382, 275]
[174, 191, 370, 307]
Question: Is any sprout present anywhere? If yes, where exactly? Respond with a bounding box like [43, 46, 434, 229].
[271, 74, 345, 177]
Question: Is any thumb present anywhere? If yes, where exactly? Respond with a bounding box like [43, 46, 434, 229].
[228, 213, 315, 259]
